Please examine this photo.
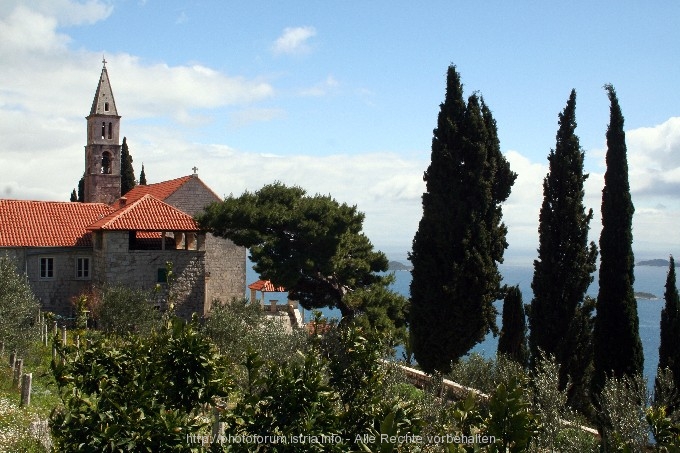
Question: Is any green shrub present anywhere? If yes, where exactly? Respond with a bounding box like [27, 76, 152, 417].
[448, 353, 527, 395]
[50, 318, 231, 451]
[598, 373, 649, 451]
[202, 298, 307, 368]
[0, 255, 40, 357]
[93, 285, 161, 336]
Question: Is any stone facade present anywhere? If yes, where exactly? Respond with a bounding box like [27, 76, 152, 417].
[92, 230, 207, 319]
[163, 175, 246, 311]
[1, 247, 95, 317]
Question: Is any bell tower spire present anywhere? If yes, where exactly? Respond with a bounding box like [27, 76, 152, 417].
[84, 59, 121, 204]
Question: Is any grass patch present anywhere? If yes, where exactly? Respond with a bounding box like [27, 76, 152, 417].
[0, 342, 60, 452]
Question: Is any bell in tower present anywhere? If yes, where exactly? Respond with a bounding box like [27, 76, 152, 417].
[84, 57, 121, 204]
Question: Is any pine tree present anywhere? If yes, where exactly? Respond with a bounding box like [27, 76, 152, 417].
[120, 137, 136, 195]
[656, 256, 680, 411]
[139, 164, 147, 185]
[70, 189, 78, 202]
[409, 65, 516, 374]
[528, 90, 598, 409]
[498, 285, 528, 367]
[593, 85, 643, 394]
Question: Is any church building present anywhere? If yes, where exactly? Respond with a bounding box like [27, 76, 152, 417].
[0, 62, 246, 320]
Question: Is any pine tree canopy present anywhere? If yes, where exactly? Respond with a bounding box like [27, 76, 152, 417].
[593, 84, 643, 394]
[120, 137, 136, 195]
[529, 90, 597, 390]
[409, 65, 516, 374]
[197, 182, 408, 339]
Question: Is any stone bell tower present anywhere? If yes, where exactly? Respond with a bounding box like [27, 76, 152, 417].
[84, 58, 121, 204]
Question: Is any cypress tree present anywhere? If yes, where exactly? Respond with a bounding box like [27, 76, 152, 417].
[498, 285, 528, 367]
[139, 164, 147, 185]
[528, 90, 598, 409]
[592, 85, 643, 395]
[70, 189, 78, 202]
[409, 65, 516, 374]
[656, 256, 680, 410]
[76, 175, 84, 202]
[120, 137, 136, 195]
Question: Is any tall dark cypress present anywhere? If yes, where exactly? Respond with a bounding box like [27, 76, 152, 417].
[409, 65, 515, 374]
[77, 175, 84, 202]
[139, 164, 147, 185]
[120, 137, 136, 195]
[70, 189, 78, 202]
[593, 85, 643, 394]
[656, 256, 680, 410]
[528, 90, 598, 408]
[498, 285, 528, 367]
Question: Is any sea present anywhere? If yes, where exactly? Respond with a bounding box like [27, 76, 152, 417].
[246, 259, 671, 390]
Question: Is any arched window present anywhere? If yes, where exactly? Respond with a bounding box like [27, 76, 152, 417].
[101, 152, 112, 174]
[101, 122, 105, 139]
[108, 122, 112, 139]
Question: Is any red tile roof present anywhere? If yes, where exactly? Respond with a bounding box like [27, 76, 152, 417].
[111, 176, 194, 210]
[87, 194, 200, 231]
[248, 279, 286, 292]
[0, 200, 113, 247]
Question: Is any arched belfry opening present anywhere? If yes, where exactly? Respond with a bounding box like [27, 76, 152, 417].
[101, 152, 112, 174]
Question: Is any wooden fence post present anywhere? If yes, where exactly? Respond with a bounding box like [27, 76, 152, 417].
[43, 323, 48, 347]
[13, 358, 23, 388]
[53, 321, 57, 337]
[212, 407, 223, 438]
[61, 326, 67, 345]
[0, 341, 4, 357]
[9, 351, 16, 371]
[20, 373, 32, 407]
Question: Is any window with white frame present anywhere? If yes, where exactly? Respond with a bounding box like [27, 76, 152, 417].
[40, 257, 54, 279]
[76, 257, 90, 279]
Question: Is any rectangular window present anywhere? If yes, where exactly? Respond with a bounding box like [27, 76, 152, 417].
[76, 257, 90, 279]
[40, 257, 54, 279]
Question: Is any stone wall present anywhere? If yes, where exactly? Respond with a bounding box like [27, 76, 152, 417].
[93, 231, 207, 318]
[204, 233, 246, 313]
[164, 176, 247, 313]
[1, 247, 95, 319]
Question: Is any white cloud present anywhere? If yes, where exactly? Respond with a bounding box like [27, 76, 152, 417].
[0, 5, 69, 55]
[627, 117, 680, 197]
[0, 0, 112, 27]
[229, 108, 286, 128]
[299, 75, 339, 97]
[271, 26, 317, 55]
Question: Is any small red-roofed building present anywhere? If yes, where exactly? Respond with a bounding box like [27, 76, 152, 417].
[0, 63, 246, 321]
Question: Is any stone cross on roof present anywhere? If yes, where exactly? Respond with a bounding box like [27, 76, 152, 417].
[192, 166, 198, 175]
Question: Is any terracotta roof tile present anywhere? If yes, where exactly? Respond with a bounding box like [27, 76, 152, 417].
[88, 194, 200, 231]
[248, 279, 286, 292]
[0, 200, 113, 247]
[112, 176, 193, 209]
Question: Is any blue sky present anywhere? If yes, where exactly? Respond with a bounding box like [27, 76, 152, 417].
[1, 0, 680, 262]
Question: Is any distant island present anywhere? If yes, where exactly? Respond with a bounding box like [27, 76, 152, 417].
[388, 260, 413, 271]
[635, 292, 658, 300]
[637, 259, 676, 267]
